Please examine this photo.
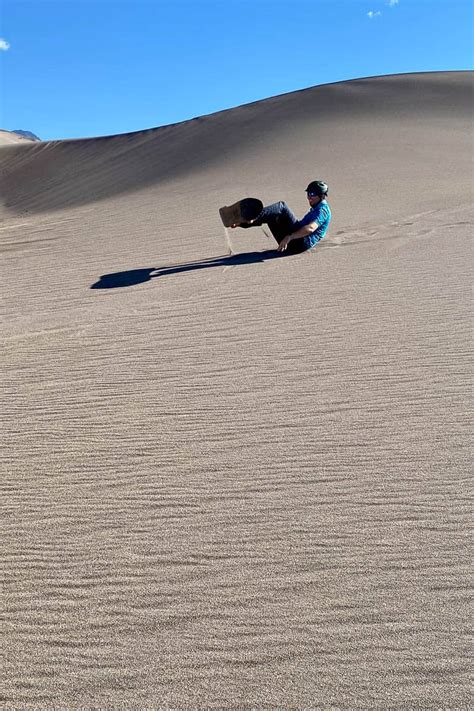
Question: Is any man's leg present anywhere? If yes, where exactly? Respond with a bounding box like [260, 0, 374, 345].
[254, 201, 308, 253]
[254, 201, 298, 242]
[285, 237, 309, 254]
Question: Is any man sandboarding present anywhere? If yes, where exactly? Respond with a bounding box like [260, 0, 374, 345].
[220, 181, 332, 255]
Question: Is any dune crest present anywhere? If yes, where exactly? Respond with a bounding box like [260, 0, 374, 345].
[0, 71, 472, 223]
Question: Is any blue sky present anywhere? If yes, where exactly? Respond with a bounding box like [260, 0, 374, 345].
[0, 0, 472, 140]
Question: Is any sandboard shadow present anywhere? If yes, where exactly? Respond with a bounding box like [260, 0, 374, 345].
[90, 249, 283, 289]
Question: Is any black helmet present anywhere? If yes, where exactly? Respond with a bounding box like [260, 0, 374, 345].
[306, 180, 328, 197]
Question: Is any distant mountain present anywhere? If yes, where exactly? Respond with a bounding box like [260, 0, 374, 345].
[12, 129, 41, 141]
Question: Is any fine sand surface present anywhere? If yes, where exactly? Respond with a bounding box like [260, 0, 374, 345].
[1, 72, 472, 708]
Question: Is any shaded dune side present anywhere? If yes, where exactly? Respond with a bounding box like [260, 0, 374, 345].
[0, 71, 472, 218]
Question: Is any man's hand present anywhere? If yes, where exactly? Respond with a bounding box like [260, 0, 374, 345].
[277, 235, 292, 252]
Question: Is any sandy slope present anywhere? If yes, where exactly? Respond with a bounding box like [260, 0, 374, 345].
[1, 72, 472, 708]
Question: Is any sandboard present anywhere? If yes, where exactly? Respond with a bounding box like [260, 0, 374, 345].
[219, 197, 263, 227]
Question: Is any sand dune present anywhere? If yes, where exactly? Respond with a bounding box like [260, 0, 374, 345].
[1, 72, 472, 708]
[0, 130, 37, 146]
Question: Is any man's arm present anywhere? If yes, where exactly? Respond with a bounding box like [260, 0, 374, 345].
[277, 222, 318, 251]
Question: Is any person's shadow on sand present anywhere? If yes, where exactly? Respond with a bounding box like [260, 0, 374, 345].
[90, 249, 284, 289]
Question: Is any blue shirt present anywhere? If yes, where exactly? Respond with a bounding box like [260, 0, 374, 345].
[297, 200, 332, 248]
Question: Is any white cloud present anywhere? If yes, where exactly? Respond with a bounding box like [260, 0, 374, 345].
[0, 38, 10, 51]
[367, 11, 382, 19]
[388, 0, 399, 6]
